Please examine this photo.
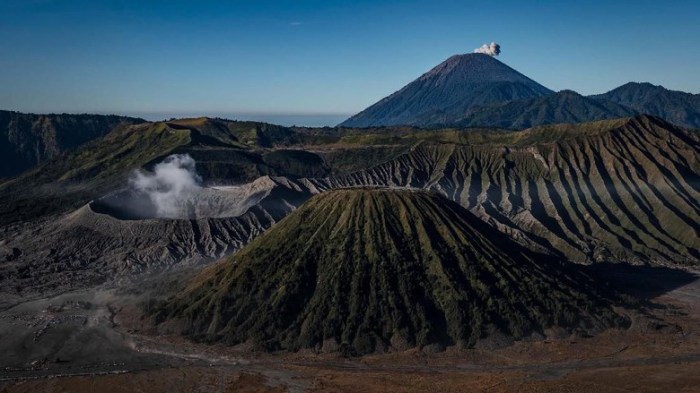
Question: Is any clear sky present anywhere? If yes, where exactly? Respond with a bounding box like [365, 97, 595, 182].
[1, 0, 699, 123]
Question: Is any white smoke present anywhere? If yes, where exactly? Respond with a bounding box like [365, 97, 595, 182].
[473, 42, 501, 56]
[130, 154, 202, 218]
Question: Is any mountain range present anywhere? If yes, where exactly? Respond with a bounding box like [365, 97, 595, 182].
[591, 82, 700, 128]
[453, 90, 637, 129]
[2, 114, 697, 303]
[340, 54, 700, 130]
[3, 55, 697, 185]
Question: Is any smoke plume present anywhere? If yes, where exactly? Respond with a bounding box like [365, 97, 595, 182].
[130, 154, 202, 218]
[473, 42, 501, 56]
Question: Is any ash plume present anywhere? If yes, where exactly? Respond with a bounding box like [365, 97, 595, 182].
[129, 154, 202, 218]
[473, 42, 501, 56]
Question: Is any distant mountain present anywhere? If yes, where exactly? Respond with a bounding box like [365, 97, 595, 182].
[340, 55, 700, 130]
[0, 111, 144, 178]
[155, 189, 627, 354]
[454, 90, 637, 129]
[339, 53, 553, 127]
[591, 82, 700, 129]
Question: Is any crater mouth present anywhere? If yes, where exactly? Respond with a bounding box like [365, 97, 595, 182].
[90, 189, 157, 220]
[90, 185, 262, 221]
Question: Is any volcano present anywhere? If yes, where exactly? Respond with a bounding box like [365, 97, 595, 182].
[155, 189, 628, 354]
[340, 53, 553, 127]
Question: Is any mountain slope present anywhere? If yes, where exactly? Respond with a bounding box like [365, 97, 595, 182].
[0, 118, 322, 225]
[591, 82, 700, 129]
[3, 116, 697, 301]
[454, 90, 638, 129]
[318, 116, 700, 265]
[155, 189, 628, 354]
[0, 121, 193, 225]
[0, 110, 144, 178]
[340, 53, 553, 127]
[0, 175, 317, 298]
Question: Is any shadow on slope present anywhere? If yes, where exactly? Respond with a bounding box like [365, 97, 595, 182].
[585, 263, 699, 301]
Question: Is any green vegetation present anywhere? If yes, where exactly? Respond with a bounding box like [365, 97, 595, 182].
[319, 145, 412, 174]
[592, 82, 700, 129]
[154, 189, 628, 354]
[1, 114, 696, 266]
[0, 116, 413, 223]
[293, 118, 635, 149]
[452, 90, 636, 130]
[0, 122, 191, 224]
[0, 110, 144, 178]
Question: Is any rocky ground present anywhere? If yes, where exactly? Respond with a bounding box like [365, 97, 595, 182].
[1, 264, 698, 393]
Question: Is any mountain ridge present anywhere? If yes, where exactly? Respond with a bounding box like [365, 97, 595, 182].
[0, 110, 144, 178]
[449, 90, 638, 129]
[591, 82, 700, 129]
[1, 115, 697, 303]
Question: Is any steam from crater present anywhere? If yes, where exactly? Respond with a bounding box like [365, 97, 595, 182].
[130, 154, 202, 218]
[473, 42, 501, 56]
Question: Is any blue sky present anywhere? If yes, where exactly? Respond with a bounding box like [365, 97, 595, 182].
[1, 0, 698, 122]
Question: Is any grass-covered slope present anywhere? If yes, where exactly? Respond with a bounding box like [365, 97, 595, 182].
[318, 116, 700, 264]
[155, 189, 628, 354]
[0, 117, 408, 224]
[0, 122, 192, 224]
[0, 110, 144, 178]
[3, 115, 696, 269]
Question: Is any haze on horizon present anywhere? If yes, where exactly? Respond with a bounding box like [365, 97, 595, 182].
[1, 0, 699, 125]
